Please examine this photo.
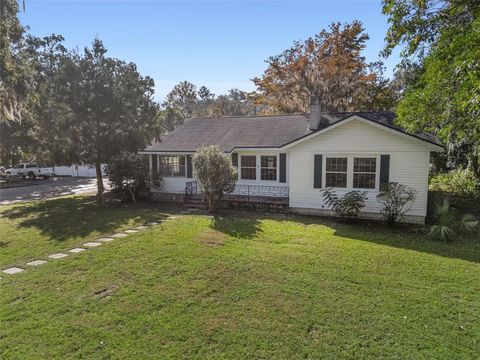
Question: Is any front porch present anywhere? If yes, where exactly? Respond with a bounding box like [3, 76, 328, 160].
[184, 181, 289, 208]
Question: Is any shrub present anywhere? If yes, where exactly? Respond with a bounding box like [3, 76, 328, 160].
[193, 145, 237, 212]
[377, 182, 417, 226]
[429, 198, 479, 242]
[107, 152, 158, 203]
[320, 188, 367, 218]
[430, 169, 479, 198]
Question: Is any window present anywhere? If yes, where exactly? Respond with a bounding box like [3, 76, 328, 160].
[159, 156, 185, 177]
[241, 155, 256, 180]
[261, 156, 277, 181]
[325, 157, 347, 187]
[26, 163, 37, 168]
[353, 157, 376, 189]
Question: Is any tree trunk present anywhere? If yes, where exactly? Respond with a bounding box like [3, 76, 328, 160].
[95, 159, 104, 203]
[207, 194, 215, 213]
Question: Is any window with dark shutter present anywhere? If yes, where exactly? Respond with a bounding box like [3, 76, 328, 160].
[380, 155, 390, 189]
[231, 153, 238, 167]
[279, 153, 286, 183]
[186, 155, 193, 178]
[151, 154, 158, 174]
[314, 155, 323, 188]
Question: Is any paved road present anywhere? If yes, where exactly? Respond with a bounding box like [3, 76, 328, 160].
[0, 177, 108, 205]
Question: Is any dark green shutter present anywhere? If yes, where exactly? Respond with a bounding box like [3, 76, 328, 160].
[380, 155, 390, 189]
[151, 154, 157, 174]
[279, 153, 286, 183]
[314, 155, 323, 188]
[231, 153, 238, 167]
[186, 155, 193, 178]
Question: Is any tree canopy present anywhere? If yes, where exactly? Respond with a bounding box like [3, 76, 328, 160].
[252, 21, 397, 114]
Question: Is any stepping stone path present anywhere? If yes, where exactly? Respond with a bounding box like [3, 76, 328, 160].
[112, 233, 128, 238]
[48, 253, 68, 259]
[27, 260, 47, 266]
[83, 242, 102, 247]
[3, 267, 24, 275]
[69, 248, 86, 253]
[1, 214, 186, 275]
[97, 237, 114, 242]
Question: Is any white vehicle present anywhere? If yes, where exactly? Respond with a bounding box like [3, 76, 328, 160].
[5, 163, 53, 180]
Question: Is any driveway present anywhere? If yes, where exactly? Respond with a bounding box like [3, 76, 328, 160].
[0, 177, 109, 205]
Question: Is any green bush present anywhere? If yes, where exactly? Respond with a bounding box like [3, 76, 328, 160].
[430, 169, 479, 198]
[377, 182, 417, 226]
[320, 188, 367, 219]
[429, 199, 478, 242]
[107, 152, 159, 203]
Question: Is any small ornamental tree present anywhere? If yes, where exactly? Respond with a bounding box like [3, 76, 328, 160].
[193, 145, 237, 212]
[107, 151, 157, 203]
[376, 182, 417, 226]
[320, 188, 367, 219]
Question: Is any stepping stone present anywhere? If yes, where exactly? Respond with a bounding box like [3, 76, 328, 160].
[68, 247, 86, 253]
[180, 211, 191, 214]
[146, 222, 159, 226]
[97, 237, 114, 242]
[48, 253, 68, 259]
[168, 216, 179, 219]
[136, 226, 148, 230]
[26, 260, 47, 266]
[83, 242, 102, 247]
[124, 229, 138, 233]
[2, 267, 24, 275]
[111, 233, 128, 238]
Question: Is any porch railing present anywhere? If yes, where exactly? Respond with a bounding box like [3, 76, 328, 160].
[227, 184, 289, 203]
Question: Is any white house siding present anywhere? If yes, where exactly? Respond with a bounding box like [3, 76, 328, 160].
[150, 150, 290, 197]
[287, 119, 433, 223]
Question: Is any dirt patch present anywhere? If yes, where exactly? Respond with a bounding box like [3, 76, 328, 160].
[198, 230, 226, 247]
[92, 285, 119, 300]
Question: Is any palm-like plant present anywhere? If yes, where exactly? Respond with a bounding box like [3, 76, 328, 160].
[429, 199, 478, 242]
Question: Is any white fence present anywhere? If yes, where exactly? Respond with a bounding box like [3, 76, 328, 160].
[52, 164, 107, 178]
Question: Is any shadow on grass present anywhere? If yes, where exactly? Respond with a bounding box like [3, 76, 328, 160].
[0, 195, 171, 241]
[210, 214, 262, 239]
[212, 210, 480, 264]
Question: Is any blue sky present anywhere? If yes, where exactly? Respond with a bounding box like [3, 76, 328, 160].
[20, 0, 400, 101]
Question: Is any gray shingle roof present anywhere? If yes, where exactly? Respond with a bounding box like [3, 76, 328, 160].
[144, 111, 440, 152]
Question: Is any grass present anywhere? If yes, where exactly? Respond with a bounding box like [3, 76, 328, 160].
[1, 196, 479, 359]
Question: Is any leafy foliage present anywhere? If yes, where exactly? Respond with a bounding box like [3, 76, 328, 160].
[320, 188, 367, 218]
[159, 82, 256, 131]
[430, 169, 480, 198]
[107, 152, 157, 203]
[382, 0, 479, 59]
[376, 182, 417, 225]
[192, 145, 237, 212]
[253, 21, 398, 114]
[429, 198, 478, 242]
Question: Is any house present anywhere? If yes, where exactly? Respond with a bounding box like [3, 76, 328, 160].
[140, 97, 443, 224]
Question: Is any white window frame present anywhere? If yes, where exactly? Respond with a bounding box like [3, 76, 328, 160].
[322, 154, 380, 191]
[158, 155, 186, 178]
[240, 155, 257, 181]
[260, 155, 278, 181]
[324, 156, 348, 188]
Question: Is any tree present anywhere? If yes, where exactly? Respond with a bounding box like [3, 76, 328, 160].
[394, 16, 480, 177]
[0, 0, 35, 124]
[376, 182, 417, 226]
[107, 151, 155, 203]
[192, 145, 237, 212]
[252, 21, 396, 114]
[382, 0, 480, 177]
[381, 0, 479, 60]
[159, 81, 198, 131]
[62, 39, 159, 202]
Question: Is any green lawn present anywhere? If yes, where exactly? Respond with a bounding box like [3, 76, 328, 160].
[1, 196, 479, 359]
